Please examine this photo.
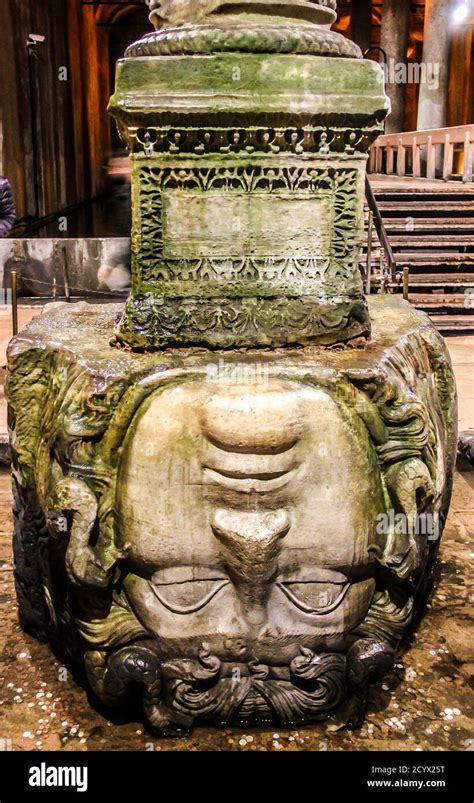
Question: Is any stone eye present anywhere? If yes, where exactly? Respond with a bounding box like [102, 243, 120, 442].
[277, 581, 350, 615]
[151, 576, 230, 614]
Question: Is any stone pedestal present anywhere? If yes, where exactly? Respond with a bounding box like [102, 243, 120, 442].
[8, 297, 456, 734]
[108, 0, 388, 349]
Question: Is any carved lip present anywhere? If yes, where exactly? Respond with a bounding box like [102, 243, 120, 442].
[203, 465, 298, 493]
[204, 432, 300, 456]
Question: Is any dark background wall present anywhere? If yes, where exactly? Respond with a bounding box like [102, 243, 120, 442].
[0, 0, 149, 224]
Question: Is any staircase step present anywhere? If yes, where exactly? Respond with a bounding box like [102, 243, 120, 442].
[390, 235, 474, 247]
[389, 273, 474, 287]
[393, 253, 474, 264]
[396, 293, 471, 309]
[429, 315, 474, 333]
[376, 201, 474, 214]
[396, 265, 474, 275]
[375, 192, 474, 202]
[383, 218, 474, 231]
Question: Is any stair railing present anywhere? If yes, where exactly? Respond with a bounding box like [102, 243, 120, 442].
[364, 176, 396, 293]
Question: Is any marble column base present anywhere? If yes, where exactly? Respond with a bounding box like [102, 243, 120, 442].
[7, 296, 457, 734]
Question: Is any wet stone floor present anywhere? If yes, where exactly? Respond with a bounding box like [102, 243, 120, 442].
[0, 468, 472, 753]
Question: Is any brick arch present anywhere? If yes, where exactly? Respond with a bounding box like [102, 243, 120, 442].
[95, 2, 149, 26]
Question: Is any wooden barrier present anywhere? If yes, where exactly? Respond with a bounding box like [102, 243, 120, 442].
[369, 125, 474, 183]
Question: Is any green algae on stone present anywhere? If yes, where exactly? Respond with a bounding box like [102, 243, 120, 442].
[108, 2, 389, 349]
[7, 296, 457, 733]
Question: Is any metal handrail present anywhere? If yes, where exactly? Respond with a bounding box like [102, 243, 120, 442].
[365, 175, 396, 277]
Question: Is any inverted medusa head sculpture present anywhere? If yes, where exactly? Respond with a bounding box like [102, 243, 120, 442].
[9, 318, 455, 734]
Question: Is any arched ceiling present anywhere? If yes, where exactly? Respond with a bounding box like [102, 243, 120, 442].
[94, 1, 150, 26]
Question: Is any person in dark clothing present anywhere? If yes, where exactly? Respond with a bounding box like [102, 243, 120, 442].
[0, 177, 16, 238]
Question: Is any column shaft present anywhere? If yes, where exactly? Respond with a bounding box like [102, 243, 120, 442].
[380, 0, 410, 134]
[448, 26, 472, 126]
[417, 0, 452, 130]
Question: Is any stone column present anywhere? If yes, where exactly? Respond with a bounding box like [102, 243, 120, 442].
[448, 25, 473, 126]
[417, 0, 452, 130]
[380, 0, 410, 134]
[350, 0, 372, 53]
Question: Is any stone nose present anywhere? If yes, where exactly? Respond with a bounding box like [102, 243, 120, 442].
[210, 508, 290, 625]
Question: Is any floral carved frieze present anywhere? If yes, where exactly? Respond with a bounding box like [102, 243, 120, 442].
[135, 164, 361, 289]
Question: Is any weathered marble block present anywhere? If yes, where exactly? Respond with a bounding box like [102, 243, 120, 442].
[108, 0, 389, 349]
[8, 297, 456, 734]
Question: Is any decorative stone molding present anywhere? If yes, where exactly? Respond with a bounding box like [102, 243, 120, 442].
[128, 126, 377, 157]
[125, 24, 361, 59]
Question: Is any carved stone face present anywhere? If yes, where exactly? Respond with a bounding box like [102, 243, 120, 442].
[9, 301, 455, 734]
[116, 376, 385, 665]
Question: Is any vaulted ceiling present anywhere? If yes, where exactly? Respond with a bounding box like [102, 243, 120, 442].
[93, 0, 146, 26]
